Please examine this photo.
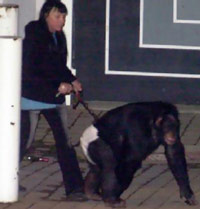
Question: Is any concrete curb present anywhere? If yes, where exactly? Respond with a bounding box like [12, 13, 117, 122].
[146, 150, 200, 164]
[81, 101, 200, 113]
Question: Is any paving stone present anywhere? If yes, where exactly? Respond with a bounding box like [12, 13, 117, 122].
[28, 201, 58, 209]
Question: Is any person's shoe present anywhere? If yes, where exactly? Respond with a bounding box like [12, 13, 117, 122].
[66, 192, 88, 202]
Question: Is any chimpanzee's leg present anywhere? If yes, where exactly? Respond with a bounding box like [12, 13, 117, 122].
[88, 139, 126, 208]
[84, 164, 102, 201]
[164, 141, 197, 205]
[116, 160, 142, 196]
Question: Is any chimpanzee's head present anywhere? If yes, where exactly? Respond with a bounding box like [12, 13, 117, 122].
[155, 114, 180, 145]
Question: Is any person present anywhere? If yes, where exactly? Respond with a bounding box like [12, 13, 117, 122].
[20, 0, 87, 201]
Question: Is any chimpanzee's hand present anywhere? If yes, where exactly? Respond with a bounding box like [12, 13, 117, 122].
[184, 195, 198, 206]
[180, 188, 198, 206]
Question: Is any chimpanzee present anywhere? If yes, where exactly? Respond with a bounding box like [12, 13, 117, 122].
[80, 101, 197, 208]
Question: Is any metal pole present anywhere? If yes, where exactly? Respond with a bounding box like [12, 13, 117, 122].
[0, 4, 21, 203]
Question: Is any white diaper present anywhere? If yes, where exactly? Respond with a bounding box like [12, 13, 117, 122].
[80, 125, 98, 164]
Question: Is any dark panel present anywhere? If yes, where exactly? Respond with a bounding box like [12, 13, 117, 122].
[73, 0, 200, 104]
[109, 0, 200, 74]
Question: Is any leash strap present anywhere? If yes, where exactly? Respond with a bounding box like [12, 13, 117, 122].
[73, 92, 99, 121]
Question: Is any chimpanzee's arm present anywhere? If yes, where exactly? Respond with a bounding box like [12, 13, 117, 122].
[164, 141, 196, 205]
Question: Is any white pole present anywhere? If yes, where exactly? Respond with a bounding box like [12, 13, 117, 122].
[62, 0, 75, 105]
[0, 4, 21, 203]
[0, 37, 22, 203]
[0, 4, 18, 36]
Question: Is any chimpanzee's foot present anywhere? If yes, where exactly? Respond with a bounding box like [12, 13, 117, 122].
[104, 198, 126, 208]
[86, 192, 102, 201]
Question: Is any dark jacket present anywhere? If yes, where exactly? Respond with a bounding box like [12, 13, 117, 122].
[22, 20, 76, 104]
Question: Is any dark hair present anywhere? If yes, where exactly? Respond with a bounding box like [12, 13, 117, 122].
[39, 0, 68, 21]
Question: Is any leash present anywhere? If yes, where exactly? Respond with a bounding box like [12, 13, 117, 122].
[72, 92, 99, 122]
[55, 90, 99, 147]
[56, 90, 99, 121]
[71, 92, 99, 148]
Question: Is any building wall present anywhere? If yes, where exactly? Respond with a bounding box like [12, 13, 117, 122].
[2, 0, 200, 104]
[73, 0, 200, 104]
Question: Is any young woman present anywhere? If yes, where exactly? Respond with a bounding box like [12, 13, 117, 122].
[21, 0, 86, 201]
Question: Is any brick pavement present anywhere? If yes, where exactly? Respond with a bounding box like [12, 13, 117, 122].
[0, 103, 200, 209]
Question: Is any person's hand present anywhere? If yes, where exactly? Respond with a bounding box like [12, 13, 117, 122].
[72, 79, 82, 93]
[58, 82, 73, 95]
